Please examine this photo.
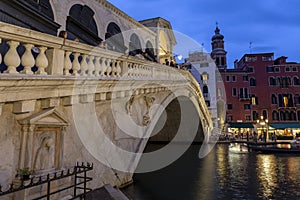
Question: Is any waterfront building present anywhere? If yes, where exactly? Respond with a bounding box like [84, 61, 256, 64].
[209, 25, 300, 138]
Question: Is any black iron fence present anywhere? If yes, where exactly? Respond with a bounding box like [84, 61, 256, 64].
[0, 162, 93, 200]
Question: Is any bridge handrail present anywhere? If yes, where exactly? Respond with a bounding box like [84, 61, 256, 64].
[0, 21, 212, 127]
[0, 22, 182, 81]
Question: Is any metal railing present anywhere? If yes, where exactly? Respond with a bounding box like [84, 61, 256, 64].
[0, 162, 93, 200]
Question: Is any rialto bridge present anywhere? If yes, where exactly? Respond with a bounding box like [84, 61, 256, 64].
[0, 1, 213, 199]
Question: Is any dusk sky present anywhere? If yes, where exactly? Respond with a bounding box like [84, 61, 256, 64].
[108, 0, 300, 68]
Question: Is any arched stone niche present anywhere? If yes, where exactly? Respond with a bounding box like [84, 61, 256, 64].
[18, 108, 69, 174]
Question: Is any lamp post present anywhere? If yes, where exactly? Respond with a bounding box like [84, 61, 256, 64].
[257, 116, 269, 142]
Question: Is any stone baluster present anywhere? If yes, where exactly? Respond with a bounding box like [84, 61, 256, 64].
[106, 58, 112, 77]
[99, 57, 106, 76]
[72, 52, 80, 76]
[87, 55, 95, 76]
[21, 44, 35, 74]
[127, 63, 132, 78]
[36, 47, 48, 75]
[4, 40, 20, 74]
[94, 57, 101, 77]
[116, 60, 121, 77]
[80, 54, 88, 76]
[111, 59, 117, 77]
[64, 51, 72, 75]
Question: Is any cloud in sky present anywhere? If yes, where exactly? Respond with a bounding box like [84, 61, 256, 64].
[108, 0, 300, 67]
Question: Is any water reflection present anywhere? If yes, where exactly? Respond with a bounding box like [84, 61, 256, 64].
[123, 144, 300, 200]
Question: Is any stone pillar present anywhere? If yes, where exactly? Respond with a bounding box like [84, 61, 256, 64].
[46, 48, 65, 75]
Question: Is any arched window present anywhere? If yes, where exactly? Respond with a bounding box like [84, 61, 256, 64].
[0, 0, 59, 35]
[295, 94, 300, 105]
[287, 94, 294, 107]
[262, 110, 268, 120]
[105, 22, 125, 53]
[129, 33, 142, 56]
[66, 4, 101, 46]
[278, 94, 283, 107]
[250, 78, 256, 86]
[294, 76, 300, 85]
[269, 77, 276, 86]
[145, 41, 156, 61]
[290, 111, 297, 121]
[271, 94, 277, 104]
[277, 77, 281, 86]
[252, 111, 258, 121]
[280, 111, 285, 121]
[272, 111, 279, 121]
[285, 111, 290, 121]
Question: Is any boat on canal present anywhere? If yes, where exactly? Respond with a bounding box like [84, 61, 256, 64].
[248, 143, 300, 154]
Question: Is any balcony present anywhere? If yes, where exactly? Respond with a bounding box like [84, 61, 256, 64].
[238, 94, 251, 101]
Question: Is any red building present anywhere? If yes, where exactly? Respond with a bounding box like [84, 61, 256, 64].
[211, 27, 300, 137]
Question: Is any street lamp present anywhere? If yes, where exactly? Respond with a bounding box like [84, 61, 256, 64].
[257, 116, 269, 142]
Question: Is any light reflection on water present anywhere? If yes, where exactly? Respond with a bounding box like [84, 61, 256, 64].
[122, 144, 300, 200]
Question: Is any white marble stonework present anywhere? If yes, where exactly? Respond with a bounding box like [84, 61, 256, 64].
[0, 1, 213, 199]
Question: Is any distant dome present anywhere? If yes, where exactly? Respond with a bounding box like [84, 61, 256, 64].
[212, 26, 224, 40]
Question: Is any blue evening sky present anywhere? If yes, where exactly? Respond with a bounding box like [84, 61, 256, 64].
[108, 0, 300, 68]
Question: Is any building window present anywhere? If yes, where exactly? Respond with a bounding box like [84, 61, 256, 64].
[266, 66, 274, 72]
[232, 88, 237, 96]
[203, 85, 209, 94]
[295, 94, 300, 105]
[285, 67, 290, 72]
[227, 116, 233, 122]
[291, 111, 297, 121]
[205, 100, 210, 107]
[294, 76, 300, 85]
[269, 77, 276, 86]
[217, 88, 222, 97]
[252, 111, 258, 121]
[232, 76, 236, 82]
[243, 76, 248, 81]
[292, 67, 298, 72]
[272, 111, 279, 121]
[249, 78, 256, 86]
[262, 56, 273, 61]
[271, 94, 277, 104]
[262, 110, 268, 120]
[251, 95, 257, 105]
[246, 115, 251, 121]
[274, 67, 280, 72]
[227, 104, 233, 110]
[244, 104, 251, 110]
[245, 56, 257, 62]
[298, 111, 300, 121]
[248, 67, 254, 73]
[200, 63, 209, 68]
[217, 75, 222, 82]
[226, 76, 230, 82]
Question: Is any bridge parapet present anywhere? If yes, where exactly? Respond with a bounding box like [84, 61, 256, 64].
[0, 22, 181, 81]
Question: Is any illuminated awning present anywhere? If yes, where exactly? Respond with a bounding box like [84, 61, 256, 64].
[228, 122, 254, 128]
[269, 123, 300, 130]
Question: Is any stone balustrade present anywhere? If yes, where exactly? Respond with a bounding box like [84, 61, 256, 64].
[0, 22, 183, 81]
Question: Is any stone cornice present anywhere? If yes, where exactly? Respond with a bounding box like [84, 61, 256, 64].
[95, 0, 156, 36]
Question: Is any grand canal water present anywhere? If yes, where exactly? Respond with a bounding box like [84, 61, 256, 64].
[122, 143, 300, 200]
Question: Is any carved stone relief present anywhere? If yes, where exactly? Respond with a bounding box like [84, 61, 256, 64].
[126, 95, 155, 127]
[18, 108, 69, 174]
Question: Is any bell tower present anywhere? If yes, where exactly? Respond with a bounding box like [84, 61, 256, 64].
[211, 23, 227, 69]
